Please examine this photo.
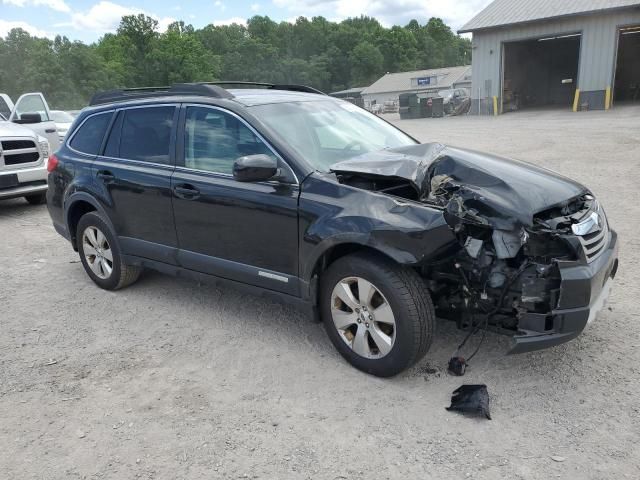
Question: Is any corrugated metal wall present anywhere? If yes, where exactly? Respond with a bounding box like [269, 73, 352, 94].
[470, 8, 640, 111]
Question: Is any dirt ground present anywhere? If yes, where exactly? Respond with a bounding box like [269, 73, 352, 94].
[1, 106, 639, 480]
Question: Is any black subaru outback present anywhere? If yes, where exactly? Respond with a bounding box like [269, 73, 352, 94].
[46, 83, 618, 377]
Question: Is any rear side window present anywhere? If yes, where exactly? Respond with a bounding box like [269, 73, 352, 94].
[104, 106, 175, 164]
[69, 112, 112, 155]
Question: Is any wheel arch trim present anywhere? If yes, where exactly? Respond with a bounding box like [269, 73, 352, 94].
[64, 192, 115, 249]
[301, 235, 419, 302]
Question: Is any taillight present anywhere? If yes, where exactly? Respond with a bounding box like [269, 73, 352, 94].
[47, 154, 59, 173]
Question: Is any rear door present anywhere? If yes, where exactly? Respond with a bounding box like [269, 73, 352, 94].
[9, 93, 60, 150]
[171, 104, 300, 295]
[93, 104, 179, 264]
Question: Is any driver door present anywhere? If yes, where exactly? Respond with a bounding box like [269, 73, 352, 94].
[171, 105, 300, 295]
[8, 93, 60, 150]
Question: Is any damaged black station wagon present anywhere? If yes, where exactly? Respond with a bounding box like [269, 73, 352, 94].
[47, 83, 619, 377]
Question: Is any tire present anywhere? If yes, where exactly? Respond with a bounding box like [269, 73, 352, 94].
[76, 212, 141, 290]
[24, 192, 46, 205]
[320, 252, 435, 377]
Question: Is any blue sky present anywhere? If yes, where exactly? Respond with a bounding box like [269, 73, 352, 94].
[0, 0, 491, 42]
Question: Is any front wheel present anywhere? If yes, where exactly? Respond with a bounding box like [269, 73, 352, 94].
[320, 252, 435, 377]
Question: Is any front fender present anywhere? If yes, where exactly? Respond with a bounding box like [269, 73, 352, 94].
[298, 174, 458, 284]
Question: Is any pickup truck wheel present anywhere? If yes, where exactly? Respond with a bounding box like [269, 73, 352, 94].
[320, 252, 434, 377]
[24, 193, 46, 205]
[76, 212, 141, 290]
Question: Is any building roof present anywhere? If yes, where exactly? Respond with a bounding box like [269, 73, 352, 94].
[329, 87, 366, 96]
[361, 66, 471, 96]
[459, 0, 640, 33]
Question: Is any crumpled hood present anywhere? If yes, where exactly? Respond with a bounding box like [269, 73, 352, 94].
[331, 143, 587, 228]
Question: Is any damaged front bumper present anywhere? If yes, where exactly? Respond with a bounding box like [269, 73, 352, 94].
[510, 230, 619, 354]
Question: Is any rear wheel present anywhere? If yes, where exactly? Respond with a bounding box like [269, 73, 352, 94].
[320, 252, 435, 377]
[76, 212, 141, 290]
[24, 192, 46, 205]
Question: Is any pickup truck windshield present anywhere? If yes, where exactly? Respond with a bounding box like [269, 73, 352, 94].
[250, 100, 417, 171]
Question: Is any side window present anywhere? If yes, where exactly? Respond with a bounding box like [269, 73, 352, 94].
[104, 110, 123, 158]
[184, 106, 276, 174]
[0, 97, 11, 119]
[13, 93, 50, 122]
[69, 112, 112, 155]
[107, 106, 175, 164]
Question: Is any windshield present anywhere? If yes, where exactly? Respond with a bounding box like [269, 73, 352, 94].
[250, 100, 417, 171]
[50, 110, 75, 123]
[438, 89, 454, 98]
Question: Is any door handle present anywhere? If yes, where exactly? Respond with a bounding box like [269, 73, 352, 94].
[173, 184, 200, 199]
[97, 170, 115, 183]
[45, 128, 57, 133]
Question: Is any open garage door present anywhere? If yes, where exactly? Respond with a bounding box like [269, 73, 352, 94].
[502, 34, 581, 112]
[614, 26, 640, 104]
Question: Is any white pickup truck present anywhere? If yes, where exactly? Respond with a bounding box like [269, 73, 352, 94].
[0, 93, 62, 204]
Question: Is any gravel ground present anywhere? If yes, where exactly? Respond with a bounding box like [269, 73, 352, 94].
[1, 106, 639, 480]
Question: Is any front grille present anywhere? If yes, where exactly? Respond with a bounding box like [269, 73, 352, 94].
[1, 140, 35, 150]
[578, 220, 609, 262]
[0, 138, 41, 168]
[4, 152, 40, 165]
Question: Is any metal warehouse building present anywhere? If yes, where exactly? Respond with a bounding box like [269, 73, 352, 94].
[460, 0, 640, 114]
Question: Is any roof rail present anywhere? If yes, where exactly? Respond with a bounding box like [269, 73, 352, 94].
[203, 81, 325, 95]
[89, 83, 234, 106]
[88, 81, 324, 106]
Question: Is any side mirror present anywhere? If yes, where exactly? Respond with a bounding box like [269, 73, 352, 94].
[14, 113, 42, 124]
[233, 154, 278, 182]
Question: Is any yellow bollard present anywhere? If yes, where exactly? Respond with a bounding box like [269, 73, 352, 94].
[573, 89, 580, 112]
[605, 86, 611, 110]
[492, 96, 498, 116]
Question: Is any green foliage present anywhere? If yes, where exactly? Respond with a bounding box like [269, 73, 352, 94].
[0, 14, 470, 109]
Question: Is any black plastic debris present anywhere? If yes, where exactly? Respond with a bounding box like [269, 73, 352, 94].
[448, 356, 467, 376]
[446, 384, 491, 420]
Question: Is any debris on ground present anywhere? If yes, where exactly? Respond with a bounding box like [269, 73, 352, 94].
[550, 456, 566, 462]
[448, 356, 467, 376]
[446, 384, 491, 420]
[418, 363, 441, 380]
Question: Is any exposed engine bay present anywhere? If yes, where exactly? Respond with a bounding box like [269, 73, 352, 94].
[331, 143, 607, 343]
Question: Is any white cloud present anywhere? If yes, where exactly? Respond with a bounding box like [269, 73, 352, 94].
[213, 16, 247, 26]
[157, 17, 176, 32]
[250, 3, 260, 12]
[2, 0, 70, 13]
[68, 1, 143, 32]
[272, 0, 492, 31]
[63, 2, 176, 34]
[0, 19, 52, 38]
[214, 0, 226, 12]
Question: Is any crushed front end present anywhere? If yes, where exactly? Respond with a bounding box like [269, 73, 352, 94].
[426, 190, 618, 353]
[332, 143, 619, 353]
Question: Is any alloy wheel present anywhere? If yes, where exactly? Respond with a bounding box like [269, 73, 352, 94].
[82, 226, 113, 280]
[330, 276, 396, 359]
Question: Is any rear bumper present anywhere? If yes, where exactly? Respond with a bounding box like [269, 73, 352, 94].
[509, 230, 619, 354]
[0, 162, 48, 200]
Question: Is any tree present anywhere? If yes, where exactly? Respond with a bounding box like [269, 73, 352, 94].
[350, 41, 384, 86]
[0, 14, 471, 108]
